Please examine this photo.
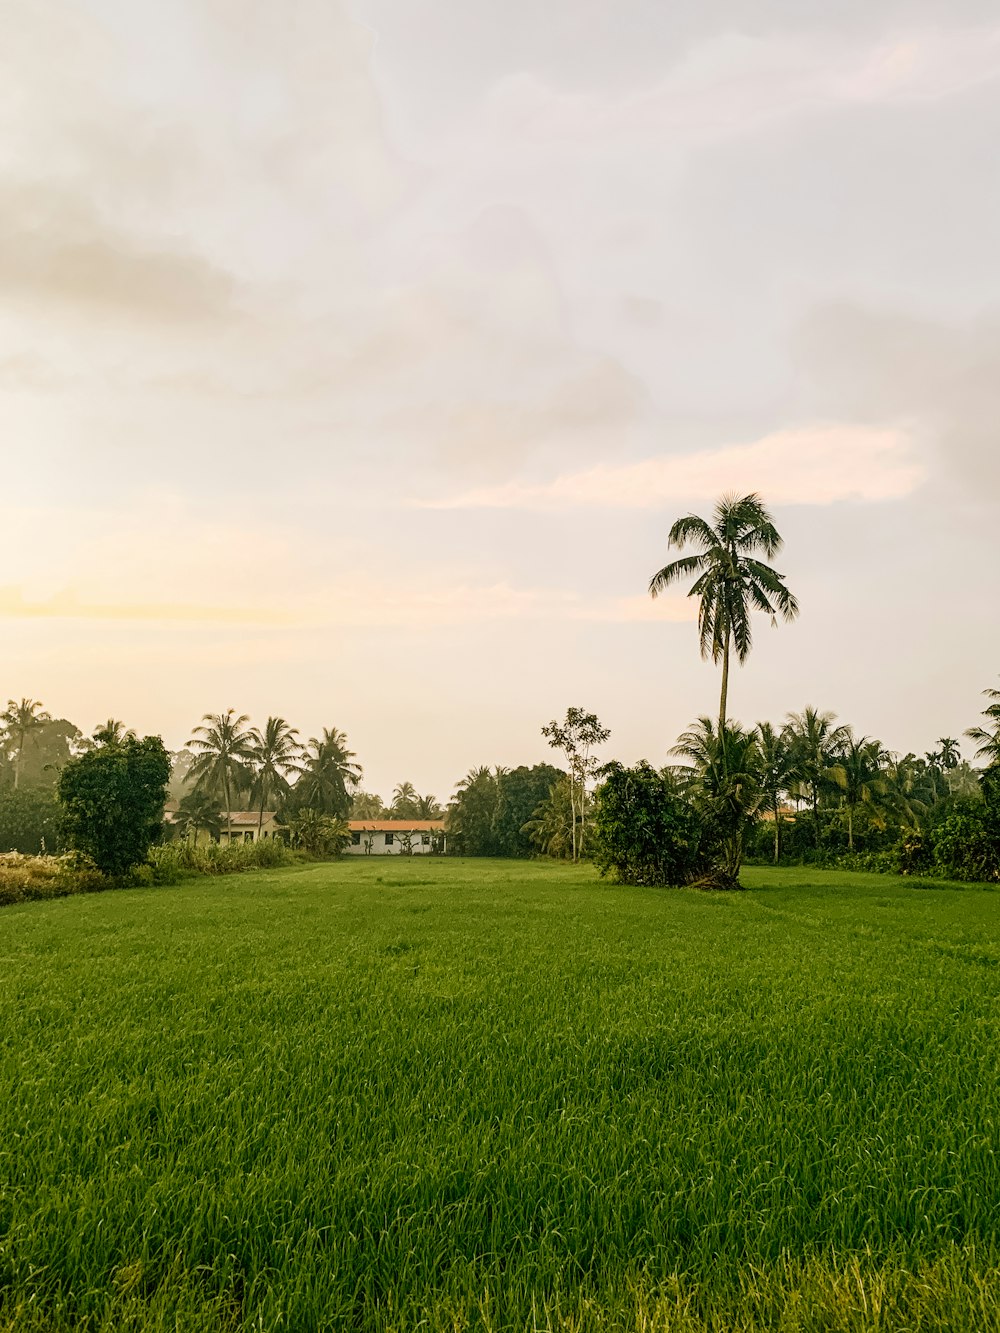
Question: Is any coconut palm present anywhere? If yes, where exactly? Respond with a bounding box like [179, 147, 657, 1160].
[649, 493, 798, 731]
[390, 781, 420, 818]
[785, 707, 849, 849]
[350, 791, 386, 820]
[966, 681, 1000, 767]
[830, 732, 888, 852]
[672, 717, 763, 885]
[1, 698, 52, 788]
[415, 793, 443, 819]
[91, 718, 134, 748]
[248, 717, 301, 837]
[295, 728, 362, 818]
[186, 710, 255, 840]
[755, 721, 796, 863]
[174, 789, 222, 844]
[937, 737, 961, 770]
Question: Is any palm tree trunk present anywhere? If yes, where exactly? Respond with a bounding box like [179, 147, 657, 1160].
[719, 632, 730, 733]
[773, 798, 780, 864]
[812, 786, 820, 849]
[570, 772, 578, 863]
[224, 772, 232, 843]
[13, 727, 23, 789]
[847, 805, 854, 852]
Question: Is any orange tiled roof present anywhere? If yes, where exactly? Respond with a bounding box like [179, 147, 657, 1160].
[348, 820, 445, 832]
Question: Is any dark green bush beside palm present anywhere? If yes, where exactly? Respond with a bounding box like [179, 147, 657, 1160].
[672, 719, 763, 886]
[591, 761, 707, 887]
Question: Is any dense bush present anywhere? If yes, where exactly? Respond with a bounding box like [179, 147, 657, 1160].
[58, 736, 171, 876]
[0, 851, 104, 906]
[931, 804, 1000, 883]
[591, 761, 708, 887]
[0, 786, 62, 854]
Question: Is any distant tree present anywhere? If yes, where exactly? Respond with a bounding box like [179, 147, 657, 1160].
[293, 728, 362, 818]
[830, 732, 888, 852]
[58, 734, 171, 876]
[591, 761, 708, 887]
[351, 791, 386, 819]
[389, 781, 421, 819]
[937, 737, 961, 770]
[447, 766, 504, 856]
[541, 708, 610, 862]
[785, 707, 849, 849]
[14, 717, 84, 789]
[0, 786, 62, 854]
[494, 763, 565, 857]
[1, 699, 52, 788]
[755, 722, 795, 863]
[186, 710, 255, 840]
[966, 680, 1000, 767]
[90, 719, 134, 748]
[288, 809, 350, 857]
[649, 494, 798, 732]
[522, 776, 576, 860]
[415, 793, 443, 819]
[167, 748, 196, 800]
[672, 718, 763, 886]
[248, 717, 301, 837]
[172, 788, 222, 844]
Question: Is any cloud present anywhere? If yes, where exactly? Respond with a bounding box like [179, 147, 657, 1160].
[421, 424, 925, 511]
[0, 586, 289, 624]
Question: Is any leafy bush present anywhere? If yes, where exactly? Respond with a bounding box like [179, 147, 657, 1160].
[0, 851, 104, 906]
[591, 761, 708, 887]
[932, 806, 1000, 883]
[0, 786, 63, 854]
[58, 736, 171, 876]
[287, 810, 350, 857]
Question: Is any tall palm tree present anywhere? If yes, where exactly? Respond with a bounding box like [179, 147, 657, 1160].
[186, 710, 255, 840]
[295, 728, 362, 817]
[785, 707, 849, 849]
[248, 717, 301, 837]
[649, 493, 799, 731]
[415, 793, 443, 819]
[672, 717, 763, 884]
[830, 732, 887, 852]
[755, 721, 796, 864]
[1, 698, 52, 788]
[966, 681, 1000, 767]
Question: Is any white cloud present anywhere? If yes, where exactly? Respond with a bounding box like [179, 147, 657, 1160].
[421, 424, 925, 511]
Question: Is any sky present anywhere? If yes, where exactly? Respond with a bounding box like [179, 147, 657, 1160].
[3, 0, 1000, 800]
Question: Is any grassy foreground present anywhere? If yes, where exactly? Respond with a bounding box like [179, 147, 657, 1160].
[3, 860, 1000, 1331]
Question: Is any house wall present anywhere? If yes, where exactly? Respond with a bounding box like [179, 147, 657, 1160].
[344, 831, 439, 855]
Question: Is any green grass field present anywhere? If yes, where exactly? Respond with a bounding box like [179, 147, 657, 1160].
[4, 859, 1000, 1331]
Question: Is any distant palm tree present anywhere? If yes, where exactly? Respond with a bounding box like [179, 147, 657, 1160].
[672, 717, 763, 884]
[785, 707, 849, 849]
[649, 493, 798, 731]
[937, 737, 961, 770]
[174, 789, 223, 844]
[966, 681, 1000, 767]
[1, 698, 52, 788]
[248, 717, 301, 837]
[295, 728, 362, 818]
[350, 791, 386, 820]
[415, 793, 443, 819]
[882, 753, 931, 830]
[186, 710, 255, 840]
[91, 718, 134, 747]
[830, 732, 887, 852]
[390, 781, 420, 818]
[755, 721, 796, 863]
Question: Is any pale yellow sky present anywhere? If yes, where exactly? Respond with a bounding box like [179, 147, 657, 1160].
[3, 0, 999, 797]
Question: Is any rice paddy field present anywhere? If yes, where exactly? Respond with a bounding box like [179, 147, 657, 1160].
[4, 859, 1000, 1331]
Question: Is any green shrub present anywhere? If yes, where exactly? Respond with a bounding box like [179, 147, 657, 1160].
[0, 851, 105, 906]
[591, 761, 708, 887]
[58, 736, 171, 876]
[0, 787, 63, 854]
[932, 806, 1000, 883]
[148, 838, 292, 884]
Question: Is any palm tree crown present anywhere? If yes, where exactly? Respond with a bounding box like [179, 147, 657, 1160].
[186, 710, 255, 837]
[248, 717, 301, 834]
[966, 681, 1000, 767]
[649, 493, 798, 729]
[1, 698, 52, 788]
[295, 728, 362, 818]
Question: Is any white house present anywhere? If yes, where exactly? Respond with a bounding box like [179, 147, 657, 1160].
[345, 819, 446, 855]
